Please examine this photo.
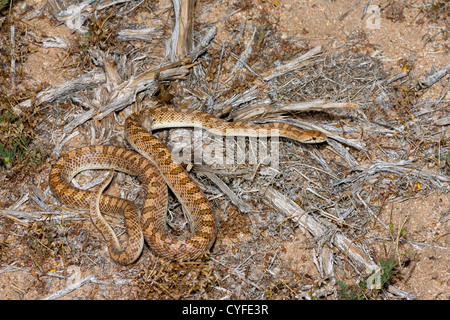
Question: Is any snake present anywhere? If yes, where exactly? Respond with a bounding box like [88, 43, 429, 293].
[49, 107, 327, 264]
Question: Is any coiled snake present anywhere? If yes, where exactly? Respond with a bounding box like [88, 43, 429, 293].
[49, 107, 327, 264]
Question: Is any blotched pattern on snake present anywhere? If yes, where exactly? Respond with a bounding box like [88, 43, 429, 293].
[49, 107, 327, 264]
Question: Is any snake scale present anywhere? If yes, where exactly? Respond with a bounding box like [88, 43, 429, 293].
[49, 107, 327, 264]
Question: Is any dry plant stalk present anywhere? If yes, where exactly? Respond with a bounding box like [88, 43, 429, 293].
[419, 63, 450, 88]
[13, 70, 106, 116]
[261, 45, 322, 81]
[262, 187, 376, 271]
[94, 64, 191, 121]
[170, 0, 196, 61]
[199, 169, 252, 213]
[117, 27, 163, 42]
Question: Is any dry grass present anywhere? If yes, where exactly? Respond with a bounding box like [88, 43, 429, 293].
[0, 0, 448, 300]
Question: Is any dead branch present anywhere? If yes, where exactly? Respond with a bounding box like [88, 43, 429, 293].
[13, 70, 106, 116]
[116, 26, 164, 42]
[170, 0, 196, 61]
[419, 63, 450, 88]
[262, 186, 377, 272]
[333, 160, 450, 189]
[261, 45, 322, 81]
[94, 66, 190, 121]
[227, 27, 257, 79]
[200, 170, 252, 213]
[41, 276, 97, 300]
[0, 209, 83, 223]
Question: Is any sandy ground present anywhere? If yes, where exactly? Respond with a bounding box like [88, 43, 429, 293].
[0, 0, 448, 300]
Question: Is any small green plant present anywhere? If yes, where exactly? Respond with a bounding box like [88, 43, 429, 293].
[379, 259, 396, 286]
[0, 110, 30, 168]
[0, 0, 9, 12]
[337, 259, 397, 300]
[336, 280, 364, 300]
